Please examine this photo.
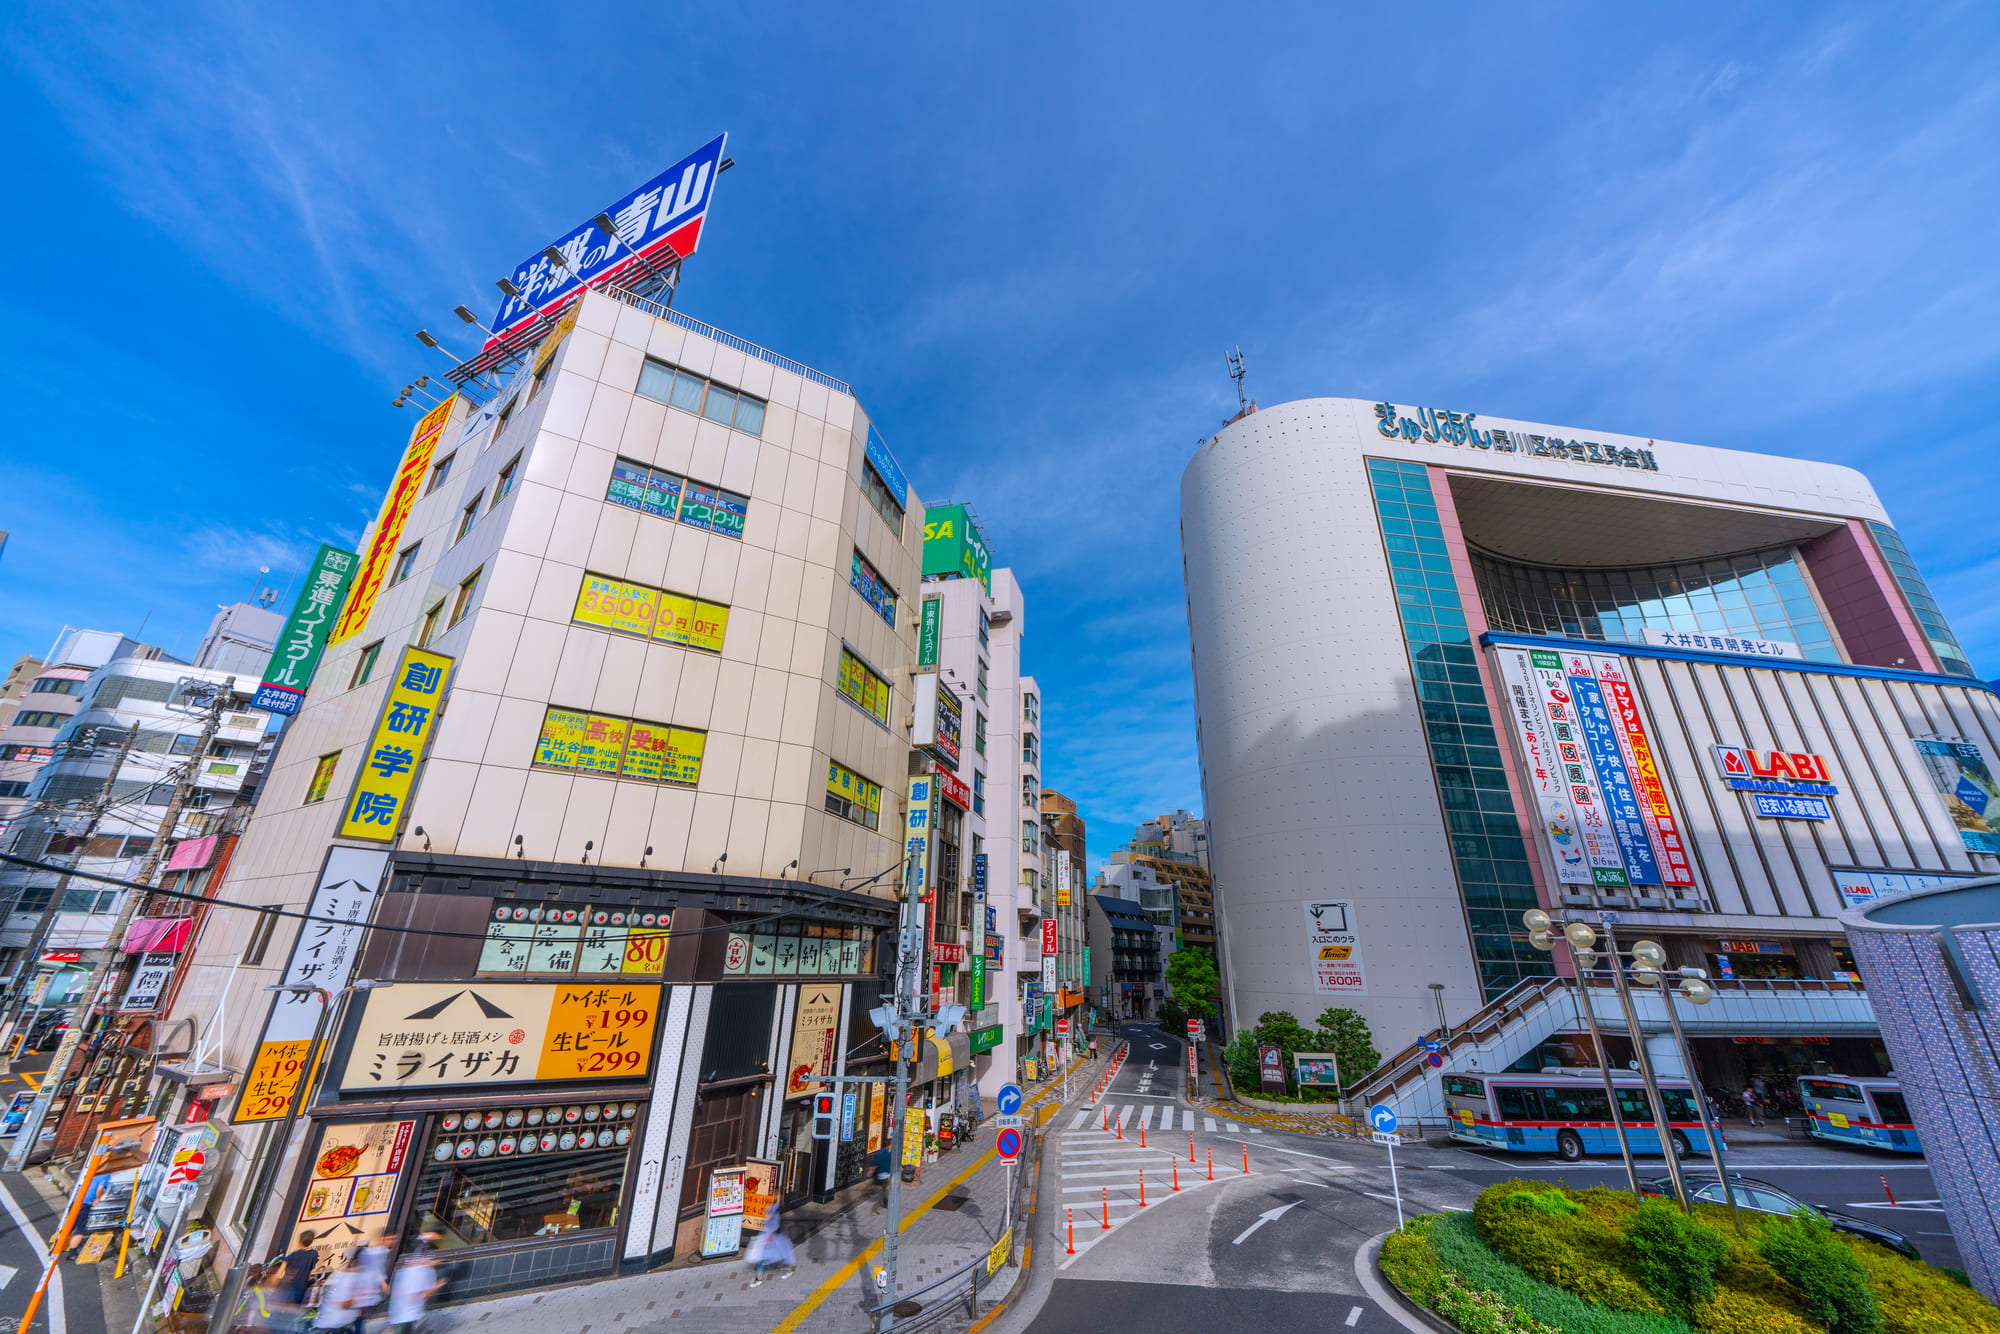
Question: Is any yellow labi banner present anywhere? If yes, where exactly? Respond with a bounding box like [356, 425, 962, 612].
[337, 646, 453, 842]
[331, 399, 454, 645]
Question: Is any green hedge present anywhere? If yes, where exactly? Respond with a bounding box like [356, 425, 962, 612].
[1380, 1181, 2000, 1334]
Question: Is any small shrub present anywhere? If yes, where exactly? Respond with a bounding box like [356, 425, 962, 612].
[1758, 1212, 1883, 1334]
[1427, 1211, 1694, 1334]
[1509, 1189, 1583, 1219]
[1688, 1289, 1820, 1334]
[1431, 1273, 1565, 1334]
[1476, 1181, 1664, 1314]
[1845, 1236, 2000, 1334]
[1625, 1202, 1728, 1312]
[1380, 1217, 1443, 1304]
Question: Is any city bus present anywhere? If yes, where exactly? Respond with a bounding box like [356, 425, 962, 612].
[1442, 1069, 1717, 1162]
[1797, 1076, 1922, 1153]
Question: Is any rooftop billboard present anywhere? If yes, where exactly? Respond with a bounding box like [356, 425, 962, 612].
[922, 505, 992, 594]
[487, 133, 727, 345]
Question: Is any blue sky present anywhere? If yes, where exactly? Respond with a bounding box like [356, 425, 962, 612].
[3, 5, 1996, 866]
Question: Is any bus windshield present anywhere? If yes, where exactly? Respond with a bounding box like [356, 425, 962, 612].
[1442, 1076, 1485, 1099]
[1801, 1079, 1864, 1102]
[1869, 1089, 1911, 1123]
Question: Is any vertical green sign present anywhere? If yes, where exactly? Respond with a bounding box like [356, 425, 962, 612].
[253, 544, 360, 715]
[918, 598, 941, 667]
[969, 950, 984, 1010]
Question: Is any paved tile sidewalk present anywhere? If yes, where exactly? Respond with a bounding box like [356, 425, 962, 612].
[430, 1058, 1092, 1334]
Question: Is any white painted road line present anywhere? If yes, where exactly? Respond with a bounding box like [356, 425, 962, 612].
[1846, 1202, 1946, 1212]
[1231, 1200, 1299, 1245]
[1119, 1106, 1135, 1128]
[1213, 1138, 1356, 1166]
[1204, 1117, 1218, 1131]
[0, 1264, 18, 1290]
[1140, 1105, 1156, 1131]
[1182, 1109, 1194, 1131]
[1069, 1110, 1090, 1130]
[1346, 1307, 1363, 1327]
[0, 1174, 61, 1334]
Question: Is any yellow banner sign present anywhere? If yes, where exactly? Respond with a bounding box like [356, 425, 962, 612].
[238, 1038, 321, 1123]
[902, 1108, 926, 1166]
[337, 646, 452, 842]
[987, 1227, 1013, 1276]
[340, 981, 662, 1090]
[331, 399, 454, 645]
[574, 575, 661, 637]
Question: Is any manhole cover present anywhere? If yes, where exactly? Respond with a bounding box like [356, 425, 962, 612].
[893, 1300, 924, 1317]
[931, 1191, 971, 1211]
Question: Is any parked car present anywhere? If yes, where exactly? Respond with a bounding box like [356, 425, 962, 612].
[1641, 1172, 1920, 1260]
[27, 1012, 69, 1050]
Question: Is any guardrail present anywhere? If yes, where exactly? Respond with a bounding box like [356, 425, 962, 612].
[598, 285, 855, 395]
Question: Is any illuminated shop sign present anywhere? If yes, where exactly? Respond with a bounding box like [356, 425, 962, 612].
[1373, 403, 1658, 472]
[1711, 746, 1838, 795]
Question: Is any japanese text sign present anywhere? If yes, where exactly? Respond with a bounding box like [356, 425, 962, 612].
[254, 544, 359, 714]
[340, 981, 663, 1090]
[331, 400, 452, 645]
[233, 846, 388, 1122]
[338, 647, 453, 842]
[488, 134, 727, 344]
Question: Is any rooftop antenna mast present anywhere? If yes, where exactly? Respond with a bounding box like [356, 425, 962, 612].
[1226, 346, 1248, 411]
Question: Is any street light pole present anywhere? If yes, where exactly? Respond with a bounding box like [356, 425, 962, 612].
[1524, 912, 1638, 1195]
[1658, 966, 1745, 1236]
[1598, 921, 1692, 1213]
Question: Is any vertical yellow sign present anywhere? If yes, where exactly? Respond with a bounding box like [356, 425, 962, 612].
[337, 646, 453, 842]
[331, 399, 454, 645]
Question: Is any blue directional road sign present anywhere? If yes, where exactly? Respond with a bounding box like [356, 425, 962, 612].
[996, 1084, 1024, 1116]
[1420, 1038, 1443, 1054]
[1369, 1104, 1398, 1134]
[996, 1127, 1023, 1163]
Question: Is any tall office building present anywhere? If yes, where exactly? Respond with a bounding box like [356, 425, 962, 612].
[1182, 397, 1996, 1093]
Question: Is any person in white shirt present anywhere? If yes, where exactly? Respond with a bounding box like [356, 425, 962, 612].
[387, 1246, 445, 1334]
[312, 1249, 371, 1334]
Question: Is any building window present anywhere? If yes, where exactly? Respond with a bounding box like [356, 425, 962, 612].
[572, 573, 729, 652]
[977, 608, 990, 648]
[12, 712, 66, 730]
[1022, 775, 1036, 808]
[974, 712, 987, 756]
[29, 678, 81, 695]
[972, 769, 985, 816]
[837, 648, 892, 725]
[242, 909, 280, 965]
[634, 357, 768, 436]
[1022, 821, 1037, 854]
[975, 658, 988, 702]
[861, 461, 904, 538]
[349, 642, 383, 689]
[417, 600, 446, 648]
[449, 568, 482, 627]
[528, 355, 552, 401]
[492, 454, 521, 507]
[496, 399, 516, 436]
[1023, 693, 1039, 725]
[455, 495, 483, 543]
[605, 456, 747, 540]
[0, 781, 28, 798]
[825, 760, 882, 829]
[1022, 733, 1039, 766]
[849, 550, 897, 626]
[426, 453, 455, 494]
[1867, 521, 1975, 677]
[304, 753, 339, 804]
[390, 542, 422, 586]
[533, 706, 705, 785]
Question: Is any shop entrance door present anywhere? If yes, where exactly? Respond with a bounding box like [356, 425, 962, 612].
[779, 1101, 815, 1206]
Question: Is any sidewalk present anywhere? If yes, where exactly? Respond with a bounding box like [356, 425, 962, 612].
[426, 1057, 1093, 1334]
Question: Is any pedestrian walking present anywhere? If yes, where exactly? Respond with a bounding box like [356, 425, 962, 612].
[356, 1229, 393, 1328]
[278, 1232, 320, 1308]
[746, 1207, 796, 1285]
[312, 1248, 373, 1334]
[386, 1246, 445, 1334]
[1741, 1085, 1765, 1127]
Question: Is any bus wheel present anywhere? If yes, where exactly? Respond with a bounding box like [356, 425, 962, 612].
[1556, 1131, 1585, 1162]
[1672, 1131, 1692, 1160]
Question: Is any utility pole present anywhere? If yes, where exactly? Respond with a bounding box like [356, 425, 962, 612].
[0, 721, 141, 1065]
[7, 679, 237, 1172]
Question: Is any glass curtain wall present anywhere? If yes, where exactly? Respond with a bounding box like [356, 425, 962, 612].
[1367, 459, 1553, 999]
[1865, 522, 1975, 677]
[1469, 545, 1841, 663]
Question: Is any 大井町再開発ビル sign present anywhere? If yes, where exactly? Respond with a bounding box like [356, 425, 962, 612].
[488, 134, 728, 344]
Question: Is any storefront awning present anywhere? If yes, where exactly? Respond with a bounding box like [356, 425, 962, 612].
[121, 917, 194, 953]
[899, 1030, 974, 1085]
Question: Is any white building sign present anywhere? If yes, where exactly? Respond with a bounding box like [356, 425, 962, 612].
[1303, 900, 1366, 996]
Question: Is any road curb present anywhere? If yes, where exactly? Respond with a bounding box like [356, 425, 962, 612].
[1355, 1230, 1452, 1334]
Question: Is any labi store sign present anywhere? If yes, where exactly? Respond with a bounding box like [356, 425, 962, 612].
[1374, 403, 1659, 473]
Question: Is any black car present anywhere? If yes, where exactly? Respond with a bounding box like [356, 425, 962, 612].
[26, 1012, 68, 1051]
[1640, 1172, 1920, 1260]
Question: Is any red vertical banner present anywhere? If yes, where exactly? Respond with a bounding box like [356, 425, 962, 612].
[1042, 919, 1058, 955]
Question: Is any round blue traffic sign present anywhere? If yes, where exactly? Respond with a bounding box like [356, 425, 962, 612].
[1426, 1052, 1445, 1068]
[996, 1084, 1024, 1115]
[996, 1128, 1022, 1162]
[1369, 1104, 1398, 1133]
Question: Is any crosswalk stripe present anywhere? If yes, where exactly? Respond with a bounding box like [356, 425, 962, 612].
[1140, 1105, 1156, 1131]
[1069, 1110, 1090, 1130]
[1226, 1122, 1240, 1132]
[1183, 1109, 1195, 1131]
[1118, 1106, 1134, 1128]
[1204, 1117, 1217, 1131]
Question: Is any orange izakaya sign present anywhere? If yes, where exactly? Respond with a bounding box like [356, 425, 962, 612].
[330, 399, 454, 645]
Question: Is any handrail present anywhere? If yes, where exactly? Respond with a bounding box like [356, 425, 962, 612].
[597, 285, 855, 395]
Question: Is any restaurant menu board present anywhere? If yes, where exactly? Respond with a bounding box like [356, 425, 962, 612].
[701, 1165, 748, 1257]
[742, 1159, 781, 1231]
[289, 1119, 415, 1281]
[340, 982, 664, 1090]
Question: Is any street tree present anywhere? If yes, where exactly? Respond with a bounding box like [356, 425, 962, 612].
[1254, 1010, 1317, 1090]
[1164, 949, 1219, 1015]
[1314, 1006, 1382, 1088]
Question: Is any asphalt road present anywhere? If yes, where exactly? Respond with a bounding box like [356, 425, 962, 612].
[0, 1045, 111, 1334]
